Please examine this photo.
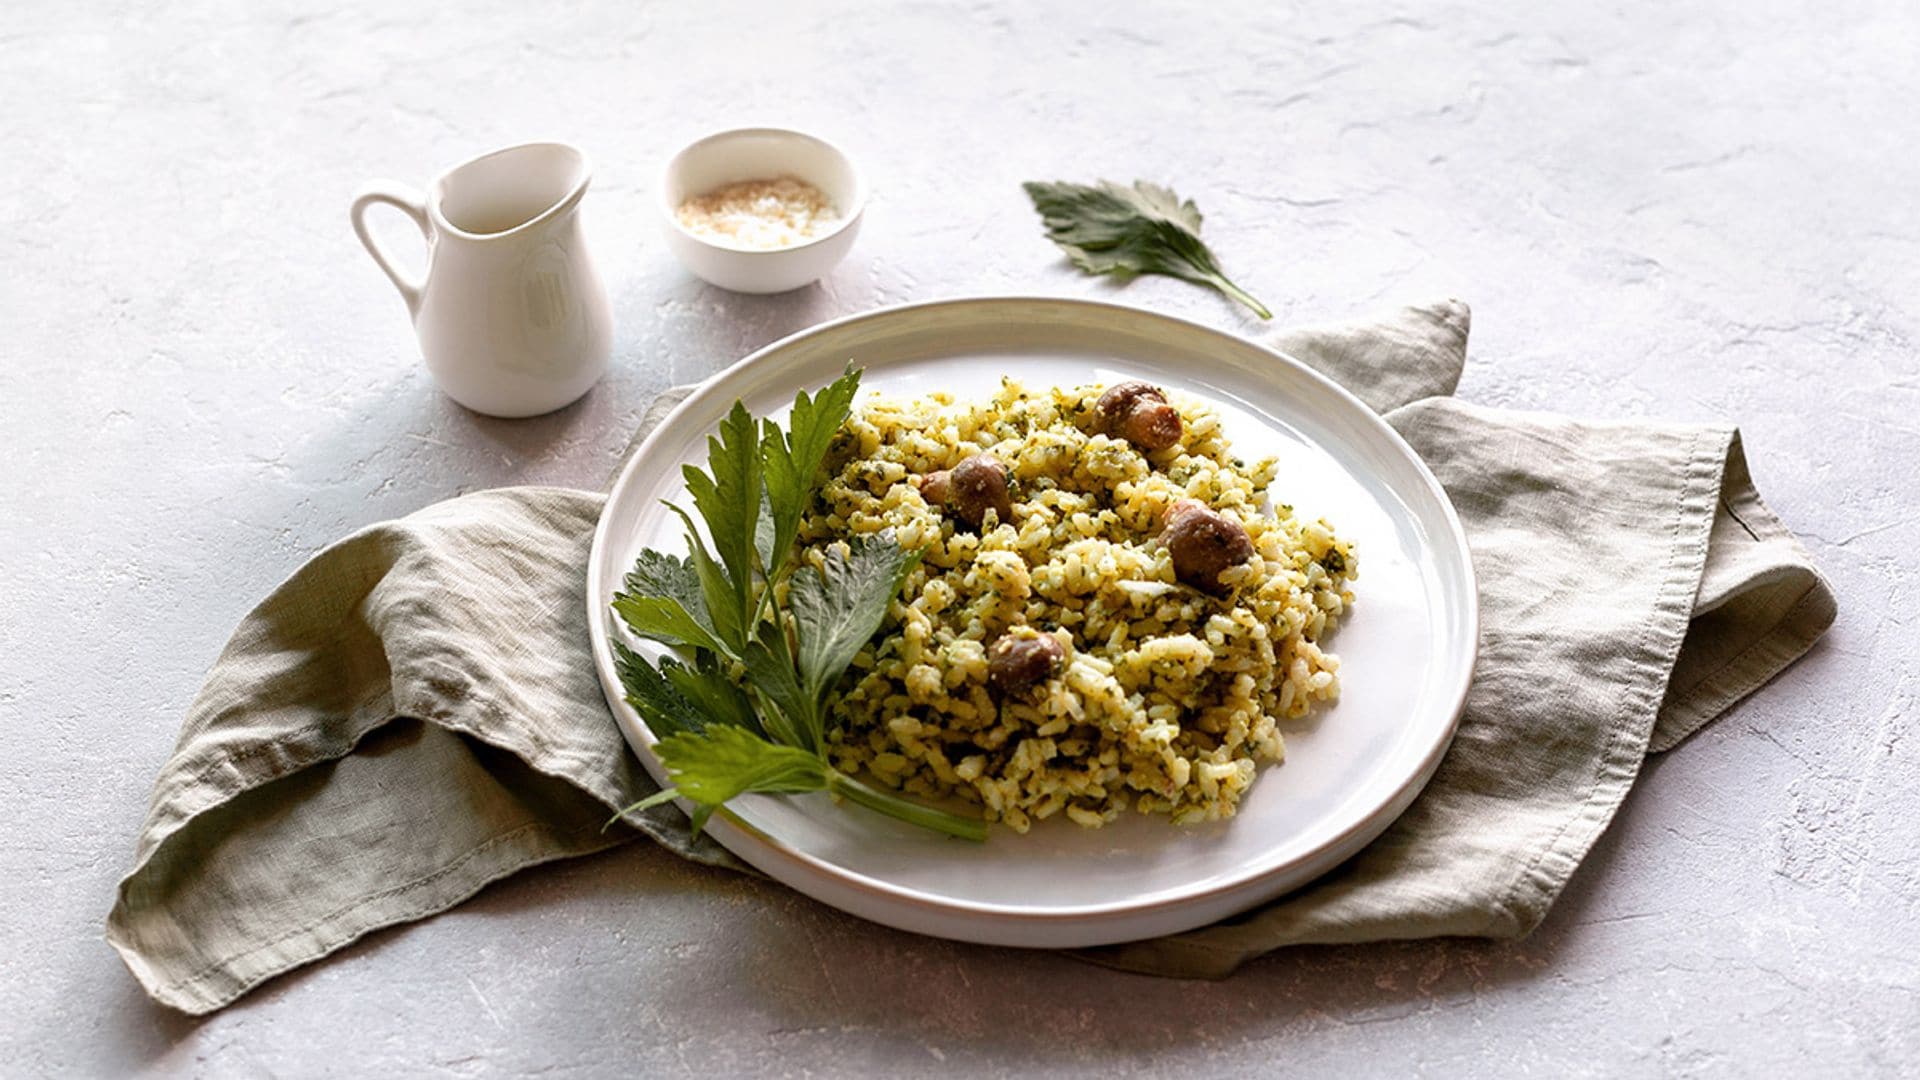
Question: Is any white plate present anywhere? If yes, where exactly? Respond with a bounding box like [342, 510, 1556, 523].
[587, 297, 1476, 948]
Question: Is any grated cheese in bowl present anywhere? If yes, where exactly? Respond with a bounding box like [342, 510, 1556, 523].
[675, 176, 840, 250]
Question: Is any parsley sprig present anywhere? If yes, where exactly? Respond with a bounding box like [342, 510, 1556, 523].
[1022, 179, 1272, 319]
[611, 368, 987, 841]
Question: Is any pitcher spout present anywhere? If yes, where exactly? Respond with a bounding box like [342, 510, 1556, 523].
[431, 142, 592, 241]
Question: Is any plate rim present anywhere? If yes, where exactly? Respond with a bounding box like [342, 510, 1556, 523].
[587, 295, 1478, 933]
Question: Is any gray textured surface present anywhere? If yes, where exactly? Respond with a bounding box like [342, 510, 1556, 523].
[2, 1, 1915, 1075]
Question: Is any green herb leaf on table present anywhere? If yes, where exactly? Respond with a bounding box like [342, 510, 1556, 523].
[1021, 179, 1272, 319]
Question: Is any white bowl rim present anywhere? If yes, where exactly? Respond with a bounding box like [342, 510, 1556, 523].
[657, 125, 868, 254]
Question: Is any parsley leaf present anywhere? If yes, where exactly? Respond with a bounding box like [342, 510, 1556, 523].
[622, 548, 709, 618]
[762, 367, 862, 576]
[612, 549, 725, 655]
[663, 503, 746, 657]
[614, 641, 765, 740]
[753, 487, 777, 573]
[742, 621, 816, 750]
[609, 593, 724, 657]
[1022, 179, 1271, 319]
[612, 640, 710, 738]
[680, 400, 762, 616]
[646, 724, 988, 842]
[790, 532, 922, 707]
[662, 652, 761, 737]
[653, 726, 830, 834]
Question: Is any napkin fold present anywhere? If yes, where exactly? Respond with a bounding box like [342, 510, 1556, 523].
[108, 299, 1835, 1013]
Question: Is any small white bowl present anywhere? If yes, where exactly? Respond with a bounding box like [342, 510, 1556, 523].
[658, 127, 866, 294]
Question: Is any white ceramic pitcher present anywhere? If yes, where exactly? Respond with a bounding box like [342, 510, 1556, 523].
[351, 142, 613, 418]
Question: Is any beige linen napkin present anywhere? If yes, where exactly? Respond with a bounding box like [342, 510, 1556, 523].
[107, 299, 1836, 1013]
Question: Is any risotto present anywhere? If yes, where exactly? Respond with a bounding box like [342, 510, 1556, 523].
[794, 378, 1357, 832]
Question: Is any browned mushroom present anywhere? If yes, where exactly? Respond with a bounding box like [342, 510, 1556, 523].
[987, 631, 1067, 696]
[916, 469, 952, 506]
[944, 453, 1013, 530]
[1162, 499, 1254, 594]
[1094, 381, 1183, 451]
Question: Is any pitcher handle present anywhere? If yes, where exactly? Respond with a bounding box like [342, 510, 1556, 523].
[350, 182, 430, 317]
